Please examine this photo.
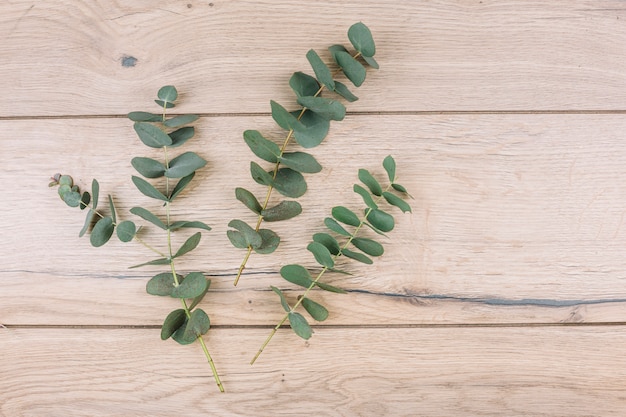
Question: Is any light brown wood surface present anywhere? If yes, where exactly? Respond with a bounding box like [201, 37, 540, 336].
[2, 1, 626, 415]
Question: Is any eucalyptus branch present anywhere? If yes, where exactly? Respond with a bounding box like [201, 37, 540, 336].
[228, 22, 380, 286]
[251, 155, 412, 364]
[51, 86, 224, 392]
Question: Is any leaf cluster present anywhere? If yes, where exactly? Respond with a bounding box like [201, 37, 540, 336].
[265, 156, 411, 346]
[229, 22, 379, 284]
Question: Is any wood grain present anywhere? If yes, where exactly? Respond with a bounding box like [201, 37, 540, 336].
[3, 114, 626, 326]
[2, 326, 626, 417]
[2, 0, 626, 116]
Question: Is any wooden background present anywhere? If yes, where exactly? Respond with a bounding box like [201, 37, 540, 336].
[2, 1, 626, 415]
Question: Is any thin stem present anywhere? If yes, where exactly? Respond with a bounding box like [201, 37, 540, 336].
[251, 184, 392, 364]
[234, 52, 363, 286]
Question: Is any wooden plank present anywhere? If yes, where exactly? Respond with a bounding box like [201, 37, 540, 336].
[3, 114, 626, 325]
[2, 1, 626, 115]
[2, 326, 626, 416]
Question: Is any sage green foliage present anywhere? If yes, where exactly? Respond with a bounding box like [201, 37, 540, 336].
[229, 22, 379, 285]
[252, 156, 411, 363]
[51, 86, 223, 392]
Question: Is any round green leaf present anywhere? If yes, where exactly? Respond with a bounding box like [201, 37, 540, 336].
[348, 22, 376, 58]
[131, 157, 166, 178]
[261, 200, 302, 222]
[312, 233, 340, 255]
[173, 308, 210, 345]
[243, 130, 280, 163]
[288, 312, 313, 340]
[332, 206, 361, 227]
[63, 190, 81, 208]
[307, 241, 335, 268]
[292, 109, 330, 148]
[58, 175, 73, 187]
[171, 272, 208, 299]
[280, 264, 313, 288]
[273, 168, 307, 198]
[366, 208, 395, 232]
[133, 122, 172, 148]
[254, 229, 280, 254]
[116, 220, 136, 242]
[227, 230, 248, 249]
[289, 71, 320, 97]
[160, 309, 186, 340]
[165, 151, 207, 178]
[147, 272, 184, 296]
[335, 51, 366, 87]
[351, 237, 384, 257]
[280, 152, 322, 174]
[228, 219, 262, 249]
[235, 187, 262, 214]
[157, 85, 178, 102]
[90, 217, 114, 247]
[296, 96, 346, 121]
[57, 184, 71, 199]
[302, 297, 329, 322]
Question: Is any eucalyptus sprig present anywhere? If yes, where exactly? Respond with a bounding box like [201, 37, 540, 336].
[51, 86, 224, 392]
[251, 155, 412, 364]
[228, 22, 379, 286]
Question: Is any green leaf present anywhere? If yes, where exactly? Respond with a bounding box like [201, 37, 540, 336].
[353, 184, 378, 209]
[289, 71, 320, 97]
[127, 111, 161, 122]
[271, 286, 290, 312]
[253, 229, 280, 254]
[108, 195, 116, 224]
[171, 272, 208, 299]
[243, 130, 280, 163]
[292, 109, 330, 148]
[163, 114, 199, 128]
[307, 241, 335, 268]
[174, 232, 201, 258]
[58, 175, 73, 187]
[335, 51, 366, 87]
[132, 176, 168, 201]
[296, 96, 346, 121]
[288, 312, 313, 340]
[160, 309, 186, 340]
[91, 179, 99, 210]
[280, 264, 313, 288]
[363, 55, 379, 69]
[90, 217, 114, 247]
[63, 191, 81, 207]
[131, 157, 166, 178]
[366, 209, 395, 232]
[116, 220, 136, 242]
[79, 209, 95, 237]
[324, 217, 352, 236]
[383, 155, 396, 182]
[57, 184, 71, 199]
[312, 233, 340, 255]
[392, 183, 409, 194]
[261, 200, 302, 222]
[165, 151, 207, 178]
[358, 169, 382, 196]
[157, 85, 178, 103]
[306, 49, 335, 91]
[348, 22, 376, 58]
[328, 44, 349, 60]
[351, 237, 384, 257]
[332, 206, 361, 227]
[341, 248, 373, 264]
[147, 272, 183, 296]
[280, 152, 322, 174]
[250, 161, 274, 186]
[333, 81, 359, 102]
[169, 127, 195, 147]
[130, 207, 167, 230]
[172, 308, 210, 345]
[235, 187, 262, 214]
[170, 172, 195, 201]
[130, 257, 171, 269]
[273, 168, 307, 198]
[270, 100, 300, 131]
[227, 220, 262, 249]
[133, 122, 172, 148]
[302, 297, 329, 321]
[189, 278, 210, 310]
[226, 230, 248, 249]
[168, 221, 212, 231]
[79, 192, 90, 210]
[383, 191, 412, 213]
[316, 281, 347, 294]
